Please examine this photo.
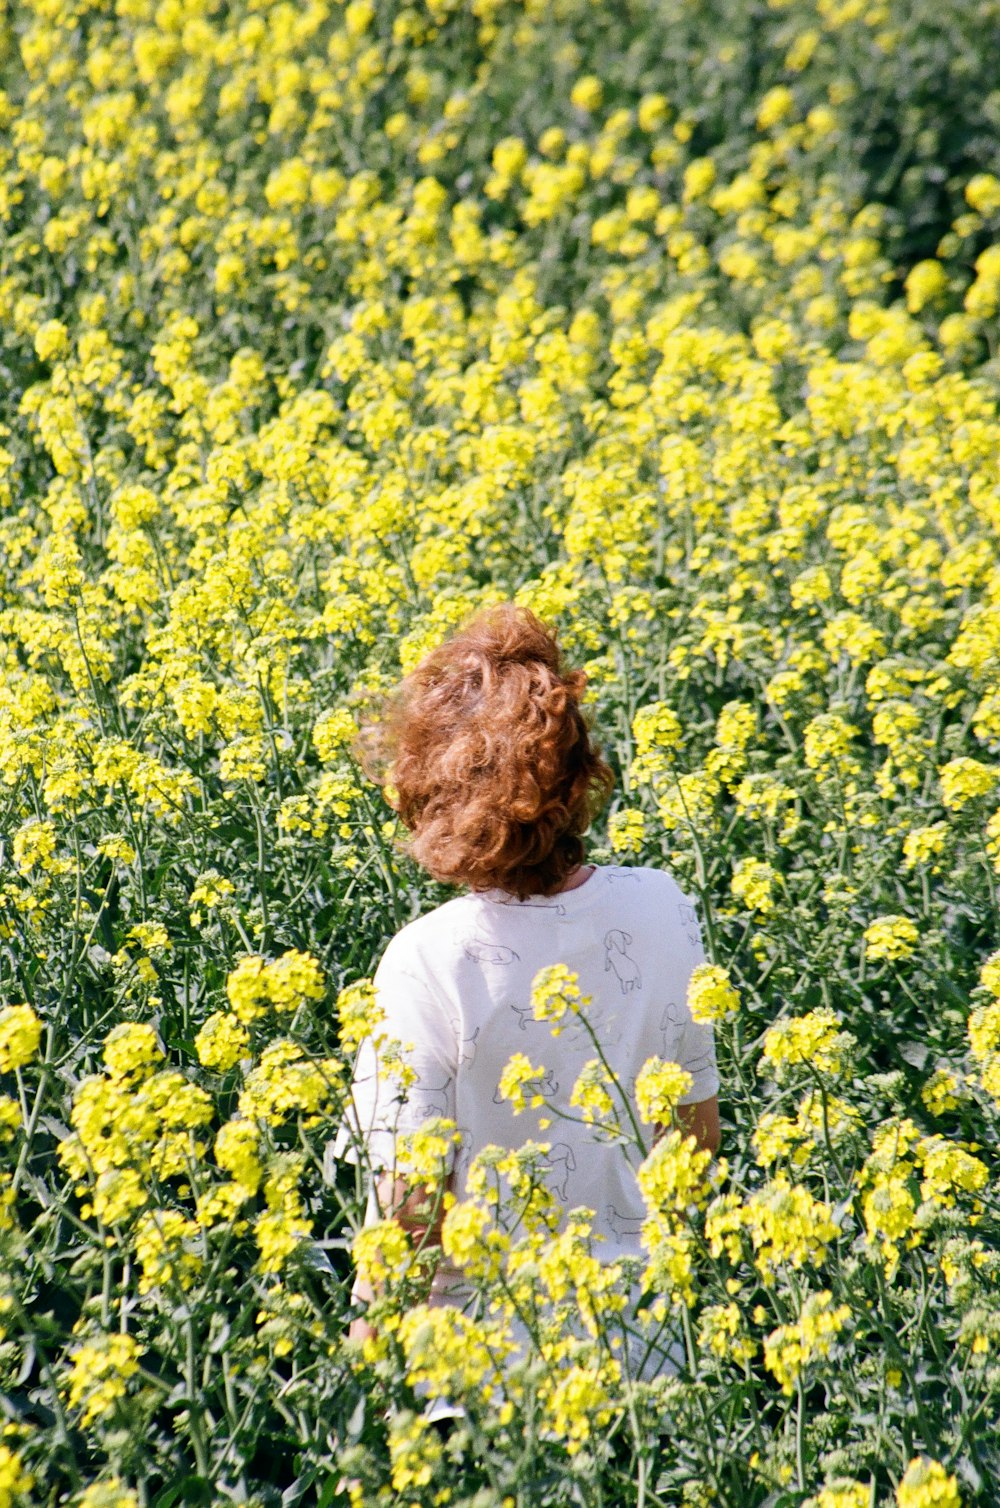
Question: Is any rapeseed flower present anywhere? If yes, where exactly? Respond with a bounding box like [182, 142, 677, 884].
[0, 1446, 32, 1505]
[806, 1483, 872, 1508]
[895, 1458, 961, 1508]
[634, 1057, 694, 1126]
[764, 1290, 851, 1394]
[194, 1012, 250, 1072]
[761, 1008, 849, 1077]
[531, 964, 591, 1028]
[863, 914, 921, 962]
[64, 1333, 141, 1427]
[939, 757, 998, 811]
[739, 1175, 840, 1283]
[0, 1006, 42, 1072]
[687, 963, 739, 1025]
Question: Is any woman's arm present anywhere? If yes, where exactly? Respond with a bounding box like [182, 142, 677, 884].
[348, 1169, 453, 1343]
[378, 1169, 451, 1242]
[659, 1094, 721, 1155]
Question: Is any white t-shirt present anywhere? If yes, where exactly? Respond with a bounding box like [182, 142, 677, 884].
[331, 863, 719, 1392]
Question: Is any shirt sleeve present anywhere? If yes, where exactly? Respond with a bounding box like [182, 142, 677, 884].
[332, 934, 460, 1177]
[670, 888, 721, 1107]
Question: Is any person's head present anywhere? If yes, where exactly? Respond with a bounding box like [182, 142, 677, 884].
[355, 602, 615, 899]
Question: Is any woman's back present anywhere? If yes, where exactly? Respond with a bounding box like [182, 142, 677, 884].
[349, 861, 718, 1278]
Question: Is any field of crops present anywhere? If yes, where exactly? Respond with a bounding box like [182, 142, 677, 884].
[3, 0, 1000, 1503]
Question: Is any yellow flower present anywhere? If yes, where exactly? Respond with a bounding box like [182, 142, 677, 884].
[803, 713, 860, 771]
[905, 259, 948, 313]
[541, 1360, 621, 1455]
[785, 29, 820, 71]
[634, 1057, 693, 1126]
[400, 1305, 510, 1398]
[731, 857, 776, 914]
[939, 757, 998, 811]
[194, 1012, 249, 1072]
[863, 914, 920, 963]
[335, 977, 382, 1051]
[902, 823, 949, 870]
[569, 1058, 619, 1127]
[637, 1127, 714, 1218]
[740, 1175, 840, 1283]
[255, 1155, 313, 1273]
[756, 85, 795, 130]
[352, 1219, 412, 1288]
[388, 1411, 443, 1493]
[0, 1006, 43, 1072]
[695, 1300, 754, 1363]
[531, 963, 591, 1028]
[570, 75, 603, 112]
[225, 950, 325, 1023]
[498, 1051, 552, 1114]
[441, 1198, 509, 1282]
[965, 173, 1000, 215]
[921, 1069, 965, 1116]
[806, 1480, 871, 1508]
[915, 1134, 988, 1210]
[895, 1457, 961, 1508]
[12, 818, 58, 873]
[764, 1290, 851, 1395]
[34, 319, 70, 361]
[214, 1119, 263, 1194]
[685, 962, 738, 1025]
[238, 1041, 341, 1127]
[0, 1445, 33, 1504]
[134, 1208, 203, 1293]
[682, 157, 716, 202]
[396, 1118, 461, 1181]
[490, 136, 527, 182]
[630, 701, 684, 783]
[761, 1008, 848, 1077]
[637, 93, 669, 132]
[608, 808, 646, 854]
[102, 1022, 163, 1081]
[64, 1332, 141, 1426]
[978, 950, 1000, 997]
[312, 708, 359, 762]
[76, 1481, 139, 1508]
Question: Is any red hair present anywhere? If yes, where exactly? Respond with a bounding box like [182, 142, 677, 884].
[354, 603, 615, 899]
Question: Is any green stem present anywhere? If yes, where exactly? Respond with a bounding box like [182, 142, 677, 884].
[795, 1374, 806, 1492]
[186, 1312, 211, 1477]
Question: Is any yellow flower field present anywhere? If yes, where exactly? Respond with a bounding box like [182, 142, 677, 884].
[1, 0, 1000, 1503]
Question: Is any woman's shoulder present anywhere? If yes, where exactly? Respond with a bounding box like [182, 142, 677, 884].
[377, 892, 477, 968]
[599, 864, 699, 932]
[602, 862, 687, 897]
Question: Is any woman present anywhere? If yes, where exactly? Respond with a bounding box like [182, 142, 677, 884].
[336, 600, 721, 1388]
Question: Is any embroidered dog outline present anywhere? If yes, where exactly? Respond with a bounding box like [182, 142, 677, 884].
[540, 1142, 576, 1200]
[402, 1070, 454, 1124]
[513, 898, 567, 916]
[458, 1025, 480, 1067]
[604, 928, 642, 994]
[677, 901, 701, 948]
[659, 1000, 684, 1055]
[464, 939, 520, 966]
[605, 1202, 645, 1238]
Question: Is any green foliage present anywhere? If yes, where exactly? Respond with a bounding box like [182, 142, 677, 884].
[0, 0, 999, 1504]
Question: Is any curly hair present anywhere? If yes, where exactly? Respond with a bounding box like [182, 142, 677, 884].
[353, 602, 616, 900]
